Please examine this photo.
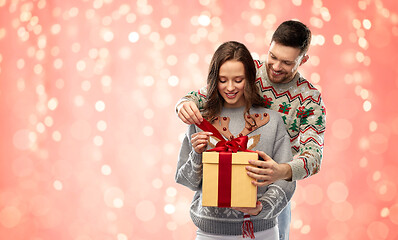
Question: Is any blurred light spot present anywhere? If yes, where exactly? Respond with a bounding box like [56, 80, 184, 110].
[250, 15, 262, 26]
[161, 17, 172, 28]
[353, 19, 361, 29]
[381, 207, 389, 218]
[333, 34, 342, 45]
[376, 180, 396, 201]
[310, 17, 323, 28]
[97, 120, 107, 132]
[310, 73, 320, 84]
[198, 14, 211, 26]
[356, 51, 365, 62]
[373, 171, 381, 181]
[368, 133, 388, 155]
[143, 108, 154, 119]
[164, 204, 175, 214]
[149, 32, 160, 42]
[76, 60, 86, 71]
[250, 0, 266, 9]
[152, 178, 163, 189]
[362, 19, 371, 29]
[367, 221, 389, 239]
[143, 76, 155, 87]
[292, 219, 303, 229]
[113, 198, 124, 208]
[44, 116, 54, 127]
[95, 100, 106, 112]
[117, 233, 128, 240]
[74, 95, 85, 107]
[104, 187, 124, 208]
[53, 180, 63, 191]
[139, 24, 151, 35]
[301, 225, 311, 234]
[363, 100, 371, 112]
[143, 126, 153, 136]
[327, 181, 349, 203]
[52, 131, 62, 142]
[0, 206, 22, 228]
[166, 55, 177, 66]
[309, 55, 320, 66]
[166, 187, 177, 197]
[368, 121, 377, 132]
[126, 13, 136, 23]
[81, 80, 91, 91]
[199, 0, 210, 6]
[331, 119, 352, 139]
[135, 200, 156, 222]
[128, 32, 139, 43]
[93, 135, 103, 146]
[389, 204, 398, 224]
[102, 29, 114, 42]
[101, 164, 112, 175]
[0, 28, 6, 40]
[165, 34, 176, 45]
[358, 38, 368, 49]
[168, 75, 179, 87]
[53, 58, 63, 69]
[47, 97, 58, 111]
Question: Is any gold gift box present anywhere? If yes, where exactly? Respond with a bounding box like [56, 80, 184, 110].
[202, 151, 257, 208]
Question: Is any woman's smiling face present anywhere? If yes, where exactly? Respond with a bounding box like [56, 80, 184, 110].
[217, 60, 246, 108]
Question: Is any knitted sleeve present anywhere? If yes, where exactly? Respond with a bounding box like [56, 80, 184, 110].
[175, 86, 208, 112]
[175, 124, 203, 191]
[287, 93, 326, 181]
[256, 116, 296, 219]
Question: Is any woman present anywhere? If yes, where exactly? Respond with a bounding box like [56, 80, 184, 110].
[175, 41, 295, 239]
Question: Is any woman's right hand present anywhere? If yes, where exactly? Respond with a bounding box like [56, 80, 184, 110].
[191, 132, 213, 154]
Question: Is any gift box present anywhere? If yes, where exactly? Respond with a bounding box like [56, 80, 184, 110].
[202, 151, 258, 208]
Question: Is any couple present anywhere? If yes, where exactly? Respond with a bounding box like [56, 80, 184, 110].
[175, 20, 326, 240]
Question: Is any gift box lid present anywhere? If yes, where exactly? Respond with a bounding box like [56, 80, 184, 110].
[202, 152, 258, 165]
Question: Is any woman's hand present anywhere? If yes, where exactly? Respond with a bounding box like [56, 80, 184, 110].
[191, 132, 212, 154]
[246, 151, 292, 186]
[177, 101, 203, 125]
[233, 201, 262, 216]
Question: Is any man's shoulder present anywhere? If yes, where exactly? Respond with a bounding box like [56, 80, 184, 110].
[296, 73, 322, 96]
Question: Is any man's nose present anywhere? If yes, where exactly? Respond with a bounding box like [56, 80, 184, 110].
[273, 61, 282, 71]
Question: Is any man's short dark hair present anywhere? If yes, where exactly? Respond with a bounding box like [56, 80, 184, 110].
[272, 20, 312, 55]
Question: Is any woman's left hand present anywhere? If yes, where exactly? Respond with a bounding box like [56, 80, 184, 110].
[232, 201, 262, 216]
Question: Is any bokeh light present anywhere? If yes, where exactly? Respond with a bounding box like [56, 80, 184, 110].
[1, 1, 398, 239]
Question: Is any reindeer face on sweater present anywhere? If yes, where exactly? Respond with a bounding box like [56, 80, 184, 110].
[208, 112, 270, 150]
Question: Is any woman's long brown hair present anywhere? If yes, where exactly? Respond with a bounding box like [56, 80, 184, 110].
[202, 41, 264, 127]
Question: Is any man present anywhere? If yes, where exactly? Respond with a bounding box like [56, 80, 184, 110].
[176, 20, 326, 240]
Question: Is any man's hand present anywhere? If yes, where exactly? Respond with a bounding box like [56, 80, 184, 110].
[246, 151, 293, 186]
[177, 101, 203, 125]
[233, 201, 262, 216]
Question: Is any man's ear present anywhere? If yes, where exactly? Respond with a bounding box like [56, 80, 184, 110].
[299, 55, 309, 66]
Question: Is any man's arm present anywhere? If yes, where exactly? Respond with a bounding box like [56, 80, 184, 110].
[175, 87, 207, 125]
[287, 96, 326, 181]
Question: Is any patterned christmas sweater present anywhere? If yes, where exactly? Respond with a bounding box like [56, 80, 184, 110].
[177, 60, 326, 181]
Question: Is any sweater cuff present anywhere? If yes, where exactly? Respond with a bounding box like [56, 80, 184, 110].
[287, 158, 308, 181]
[189, 150, 203, 167]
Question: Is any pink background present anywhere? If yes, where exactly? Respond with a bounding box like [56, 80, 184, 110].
[1, 0, 398, 239]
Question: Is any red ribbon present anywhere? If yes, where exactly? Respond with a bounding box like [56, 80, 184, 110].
[196, 119, 253, 207]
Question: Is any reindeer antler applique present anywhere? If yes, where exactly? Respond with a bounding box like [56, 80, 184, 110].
[208, 112, 270, 150]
